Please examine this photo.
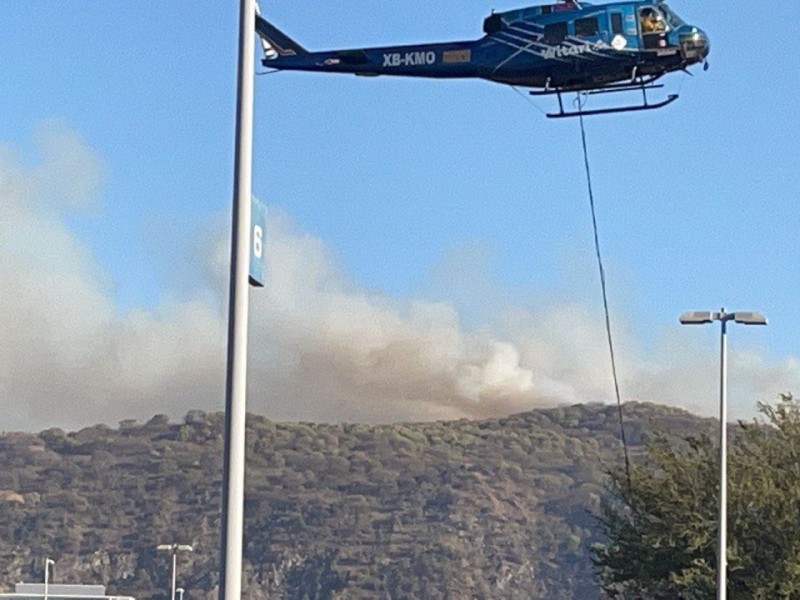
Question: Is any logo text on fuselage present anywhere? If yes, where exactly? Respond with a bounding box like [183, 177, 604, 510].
[539, 41, 609, 60]
[383, 51, 436, 67]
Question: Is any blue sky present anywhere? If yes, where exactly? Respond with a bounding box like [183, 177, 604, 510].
[2, 1, 799, 431]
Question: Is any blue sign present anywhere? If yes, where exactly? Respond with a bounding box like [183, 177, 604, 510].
[249, 195, 267, 287]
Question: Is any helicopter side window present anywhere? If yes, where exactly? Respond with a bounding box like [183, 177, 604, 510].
[640, 7, 666, 34]
[640, 6, 669, 49]
[610, 13, 623, 35]
[544, 22, 567, 44]
[575, 17, 599, 38]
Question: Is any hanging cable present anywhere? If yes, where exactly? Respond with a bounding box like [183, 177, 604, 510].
[577, 96, 633, 492]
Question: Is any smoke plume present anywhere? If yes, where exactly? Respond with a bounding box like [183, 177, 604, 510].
[2, 124, 798, 431]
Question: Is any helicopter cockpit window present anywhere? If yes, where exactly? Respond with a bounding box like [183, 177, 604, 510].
[544, 22, 568, 44]
[640, 7, 666, 33]
[659, 4, 685, 28]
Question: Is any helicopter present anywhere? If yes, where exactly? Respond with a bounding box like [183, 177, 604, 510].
[255, 0, 709, 118]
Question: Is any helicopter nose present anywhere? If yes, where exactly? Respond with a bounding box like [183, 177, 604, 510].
[680, 27, 710, 62]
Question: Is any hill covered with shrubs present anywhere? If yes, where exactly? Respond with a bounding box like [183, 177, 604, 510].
[0, 403, 711, 599]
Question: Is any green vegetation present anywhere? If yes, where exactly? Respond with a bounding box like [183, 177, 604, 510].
[594, 394, 800, 599]
[0, 402, 713, 598]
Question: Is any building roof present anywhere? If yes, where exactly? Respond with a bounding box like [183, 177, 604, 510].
[0, 583, 134, 600]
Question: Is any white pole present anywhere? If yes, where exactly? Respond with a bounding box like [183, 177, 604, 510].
[718, 313, 728, 600]
[681, 308, 766, 599]
[43, 558, 51, 600]
[171, 550, 177, 600]
[220, 0, 255, 599]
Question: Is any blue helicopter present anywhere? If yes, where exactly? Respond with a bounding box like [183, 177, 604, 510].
[255, 0, 709, 118]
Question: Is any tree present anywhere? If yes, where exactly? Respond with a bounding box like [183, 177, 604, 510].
[593, 394, 800, 599]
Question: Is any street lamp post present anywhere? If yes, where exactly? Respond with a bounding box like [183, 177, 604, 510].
[157, 544, 193, 600]
[176, 587, 185, 600]
[43, 558, 54, 600]
[679, 309, 767, 600]
[220, 1, 256, 599]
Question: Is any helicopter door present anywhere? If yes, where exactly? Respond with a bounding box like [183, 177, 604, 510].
[611, 5, 641, 50]
[639, 6, 668, 49]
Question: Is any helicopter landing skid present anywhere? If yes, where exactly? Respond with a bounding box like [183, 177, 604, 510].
[530, 81, 678, 118]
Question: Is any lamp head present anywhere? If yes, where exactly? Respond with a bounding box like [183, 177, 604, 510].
[679, 311, 716, 325]
[679, 310, 767, 326]
[732, 311, 767, 325]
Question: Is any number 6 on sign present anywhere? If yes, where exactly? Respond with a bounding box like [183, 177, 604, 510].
[249, 196, 267, 288]
[253, 225, 263, 258]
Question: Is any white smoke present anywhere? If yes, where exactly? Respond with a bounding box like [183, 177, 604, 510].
[1, 123, 798, 432]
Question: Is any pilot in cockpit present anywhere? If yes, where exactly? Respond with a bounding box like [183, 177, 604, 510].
[640, 8, 666, 33]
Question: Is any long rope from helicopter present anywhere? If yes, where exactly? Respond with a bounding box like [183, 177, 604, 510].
[577, 96, 633, 491]
[510, 87, 633, 489]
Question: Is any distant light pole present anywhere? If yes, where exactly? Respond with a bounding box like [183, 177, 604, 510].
[157, 544, 193, 600]
[176, 587, 185, 600]
[679, 309, 767, 600]
[43, 558, 54, 600]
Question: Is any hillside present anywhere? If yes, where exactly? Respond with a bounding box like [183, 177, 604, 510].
[0, 403, 712, 599]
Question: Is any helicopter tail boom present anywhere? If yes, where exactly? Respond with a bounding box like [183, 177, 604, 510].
[255, 14, 308, 58]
